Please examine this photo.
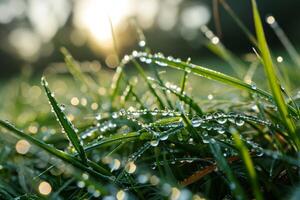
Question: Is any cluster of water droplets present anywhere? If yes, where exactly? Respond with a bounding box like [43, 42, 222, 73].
[151, 157, 214, 170]
[191, 111, 271, 129]
[112, 108, 181, 121]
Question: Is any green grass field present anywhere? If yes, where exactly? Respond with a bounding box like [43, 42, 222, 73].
[0, 1, 300, 199]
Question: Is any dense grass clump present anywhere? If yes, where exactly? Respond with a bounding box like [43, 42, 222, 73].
[1, 1, 300, 199]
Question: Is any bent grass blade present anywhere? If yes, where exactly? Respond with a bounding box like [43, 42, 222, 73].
[41, 77, 88, 163]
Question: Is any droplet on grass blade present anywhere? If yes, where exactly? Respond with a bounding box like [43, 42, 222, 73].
[191, 115, 202, 127]
[150, 140, 159, 147]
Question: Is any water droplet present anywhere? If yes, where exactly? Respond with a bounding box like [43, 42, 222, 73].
[203, 139, 209, 144]
[112, 112, 118, 119]
[217, 118, 227, 124]
[95, 114, 101, 120]
[60, 104, 66, 111]
[235, 119, 245, 126]
[150, 140, 159, 147]
[205, 114, 213, 120]
[160, 135, 169, 141]
[185, 67, 191, 73]
[217, 129, 225, 134]
[191, 115, 202, 127]
[251, 83, 257, 90]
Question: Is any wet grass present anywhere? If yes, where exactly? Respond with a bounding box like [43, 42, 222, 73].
[0, 0, 300, 199]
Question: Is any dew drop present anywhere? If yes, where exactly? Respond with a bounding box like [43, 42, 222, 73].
[235, 119, 245, 126]
[191, 115, 202, 127]
[217, 118, 227, 124]
[150, 140, 159, 147]
[185, 67, 191, 73]
[251, 83, 257, 90]
[160, 135, 169, 141]
[95, 114, 101, 120]
[217, 129, 225, 134]
[112, 112, 118, 119]
[203, 139, 209, 144]
[60, 104, 66, 111]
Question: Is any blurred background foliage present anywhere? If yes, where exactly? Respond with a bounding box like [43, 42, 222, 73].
[0, 0, 300, 77]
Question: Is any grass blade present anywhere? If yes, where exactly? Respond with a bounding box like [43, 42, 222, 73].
[132, 59, 165, 109]
[131, 52, 298, 116]
[41, 77, 88, 163]
[231, 128, 263, 200]
[60, 47, 99, 100]
[251, 0, 300, 150]
[151, 79, 203, 115]
[209, 141, 247, 200]
[0, 120, 111, 182]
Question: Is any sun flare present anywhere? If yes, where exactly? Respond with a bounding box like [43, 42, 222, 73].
[74, 0, 131, 51]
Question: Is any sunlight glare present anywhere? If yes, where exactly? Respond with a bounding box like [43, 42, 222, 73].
[74, 0, 131, 50]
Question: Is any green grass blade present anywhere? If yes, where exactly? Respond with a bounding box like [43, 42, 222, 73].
[152, 79, 203, 115]
[132, 59, 165, 109]
[180, 70, 188, 96]
[152, 67, 174, 109]
[206, 42, 245, 77]
[60, 47, 99, 100]
[251, 0, 300, 150]
[133, 53, 298, 116]
[209, 141, 247, 200]
[0, 120, 111, 181]
[41, 77, 88, 163]
[231, 128, 263, 200]
[110, 65, 125, 102]
[84, 131, 140, 152]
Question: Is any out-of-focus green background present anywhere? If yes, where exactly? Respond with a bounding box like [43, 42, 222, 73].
[0, 0, 299, 78]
